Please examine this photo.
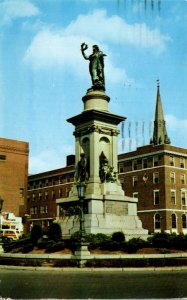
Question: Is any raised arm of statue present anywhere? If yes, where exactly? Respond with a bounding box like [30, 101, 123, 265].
[81, 43, 89, 60]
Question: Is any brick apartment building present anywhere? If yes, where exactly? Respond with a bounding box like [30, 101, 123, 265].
[27, 155, 75, 230]
[0, 137, 29, 218]
[118, 84, 187, 234]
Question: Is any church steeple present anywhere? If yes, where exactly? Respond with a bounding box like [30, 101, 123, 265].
[150, 80, 170, 145]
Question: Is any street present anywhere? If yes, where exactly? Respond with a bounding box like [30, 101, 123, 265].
[0, 268, 187, 299]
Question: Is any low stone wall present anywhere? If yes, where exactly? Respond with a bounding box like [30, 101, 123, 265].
[0, 253, 187, 268]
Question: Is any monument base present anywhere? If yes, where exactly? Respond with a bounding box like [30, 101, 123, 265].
[57, 182, 148, 240]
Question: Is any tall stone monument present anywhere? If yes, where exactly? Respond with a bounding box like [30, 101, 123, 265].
[57, 44, 148, 239]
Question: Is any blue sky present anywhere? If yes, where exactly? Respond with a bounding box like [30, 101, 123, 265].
[0, 0, 187, 174]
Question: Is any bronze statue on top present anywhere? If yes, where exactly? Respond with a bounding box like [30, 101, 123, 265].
[81, 43, 106, 91]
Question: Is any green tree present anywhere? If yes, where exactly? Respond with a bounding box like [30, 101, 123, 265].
[30, 225, 42, 245]
[48, 222, 62, 242]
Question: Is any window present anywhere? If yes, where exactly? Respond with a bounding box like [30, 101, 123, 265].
[39, 192, 42, 201]
[40, 206, 47, 214]
[132, 160, 137, 170]
[142, 158, 148, 169]
[45, 192, 48, 200]
[171, 190, 176, 205]
[182, 215, 187, 229]
[154, 190, 160, 205]
[119, 163, 124, 173]
[67, 174, 70, 182]
[171, 214, 177, 229]
[30, 207, 34, 215]
[59, 189, 62, 197]
[45, 180, 49, 186]
[153, 172, 159, 184]
[180, 157, 185, 168]
[181, 191, 187, 206]
[52, 190, 55, 199]
[154, 213, 161, 229]
[133, 192, 138, 199]
[32, 194, 36, 201]
[19, 188, 24, 197]
[59, 176, 63, 184]
[0, 155, 6, 160]
[181, 174, 186, 185]
[153, 155, 159, 167]
[169, 155, 175, 166]
[170, 172, 175, 184]
[133, 176, 138, 186]
[39, 181, 43, 188]
[30, 206, 37, 215]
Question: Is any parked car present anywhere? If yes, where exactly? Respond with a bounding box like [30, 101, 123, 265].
[1, 229, 20, 241]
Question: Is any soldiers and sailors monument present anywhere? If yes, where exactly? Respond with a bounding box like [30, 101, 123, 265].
[56, 44, 148, 239]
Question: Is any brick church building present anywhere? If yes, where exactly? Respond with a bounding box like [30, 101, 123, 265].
[118, 83, 187, 234]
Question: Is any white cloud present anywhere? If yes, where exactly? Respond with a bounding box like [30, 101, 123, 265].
[24, 9, 170, 84]
[165, 114, 187, 130]
[64, 10, 170, 53]
[165, 114, 187, 147]
[0, 0, 39, 25]
[29, 145, 74, 174]
[23, 29, 130, 84]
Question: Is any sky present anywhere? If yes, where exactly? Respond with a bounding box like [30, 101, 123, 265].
[0, 0, 187, 174]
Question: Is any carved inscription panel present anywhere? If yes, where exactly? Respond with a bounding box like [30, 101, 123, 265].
[106, 201, 128, 215]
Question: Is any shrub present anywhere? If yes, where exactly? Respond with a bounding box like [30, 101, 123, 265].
[112, 231, 125, 243]
[148, 232, 171, 249]
[170, 233, 187, 250]
[3, 238, 31, 253]
[21, 243, 34, 253]
[45, 241, 65, 253]
[126, 238, 149, 253]
[48, 222, 62, 242]
[30, 225, 42, 245]
[100, 240, 121, 251]
[88, 233, 111, 250]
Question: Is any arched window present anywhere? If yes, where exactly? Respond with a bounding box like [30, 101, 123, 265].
[154, 213, 161, 229]
[171, 214, 177, 229]
[182, 214, 187, 229]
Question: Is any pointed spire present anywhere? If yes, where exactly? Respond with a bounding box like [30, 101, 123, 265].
[150, 80, 171, 145]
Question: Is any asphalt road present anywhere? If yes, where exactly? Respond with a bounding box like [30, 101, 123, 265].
[0, 268, 187, 299]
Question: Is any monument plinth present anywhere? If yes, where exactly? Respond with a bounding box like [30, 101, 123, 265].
[56, 44, 148, 239]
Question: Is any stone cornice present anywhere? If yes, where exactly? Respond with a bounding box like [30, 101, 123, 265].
[118, 149, 187, 162]
[67, 109, 126, 126]
[73, 125, 120, 137]
[0, 144, 29, 155]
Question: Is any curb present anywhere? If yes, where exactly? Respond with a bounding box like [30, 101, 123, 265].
[1, 265, 187, 272]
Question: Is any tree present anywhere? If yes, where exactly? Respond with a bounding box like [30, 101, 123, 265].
[30, 225, 42, 245]
[48, 222, 62, 242]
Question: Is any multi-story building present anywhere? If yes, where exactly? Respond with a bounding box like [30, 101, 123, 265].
[27, 155, 75, 230]
[0, 137, 29, 218]
[118, 83, 187, 234]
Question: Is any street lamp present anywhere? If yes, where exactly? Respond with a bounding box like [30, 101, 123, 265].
[76, 182, 86, 240]
[0, 196, 4, 253]
[75, 182, 90, 267]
